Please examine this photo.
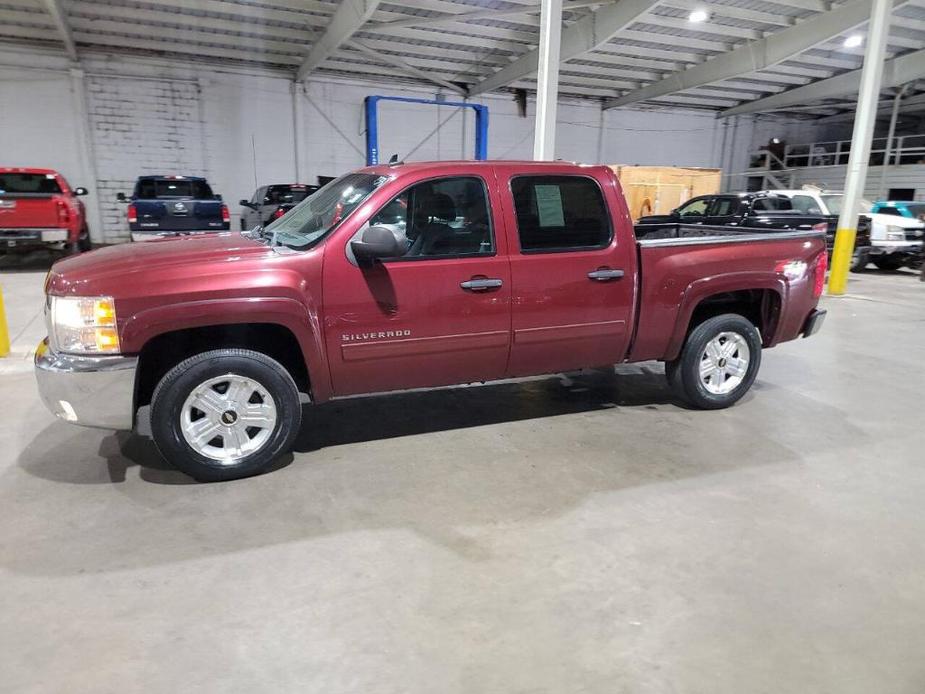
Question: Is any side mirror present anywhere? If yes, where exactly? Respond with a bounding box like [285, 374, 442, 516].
[239, 199, 252, 208]
[116, 192, 127, 202]
[670, 209, 680, 218]
[74, 187, 88, 196]
[351, 226, 402, 266]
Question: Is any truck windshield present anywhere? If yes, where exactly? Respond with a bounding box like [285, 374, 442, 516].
[266, 173, 389, 249]
[0, 172, 61, 195]
[136, 179, 214, 199]
[821, 195, 872, 216]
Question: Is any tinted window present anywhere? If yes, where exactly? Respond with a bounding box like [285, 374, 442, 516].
[136, 179, 214, 199]
[752, 197, 791, 212]
[877, 207, 902, 216]
[368, 176, 492, 258]
[709, 198, 739, 216]
[511, 176, 610, 251]
[677, 198, 709, 216]
[0, 172, 61, 194]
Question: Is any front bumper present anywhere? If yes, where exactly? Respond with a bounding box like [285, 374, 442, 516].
[34, 339, 137, 430]
[870, 241, 923, 256]
[802, 309, 827, 338]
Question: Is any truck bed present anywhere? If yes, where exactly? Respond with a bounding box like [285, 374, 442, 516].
[629, 224, 827, 362]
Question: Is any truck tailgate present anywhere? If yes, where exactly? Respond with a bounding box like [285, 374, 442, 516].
[630, 226, 827, 362]
[135, 199, 224, 231]
[0, 194, 60, 228]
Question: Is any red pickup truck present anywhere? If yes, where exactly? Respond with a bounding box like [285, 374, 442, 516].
[35, 161, 827, 481]
[0, 167, 92, 254]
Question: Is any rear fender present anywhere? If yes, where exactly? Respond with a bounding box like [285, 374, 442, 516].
[120, 296, 332, 402]
[665, 272, 787, 361]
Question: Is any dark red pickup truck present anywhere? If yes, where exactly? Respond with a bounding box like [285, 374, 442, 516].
[35, 161, 827, 481]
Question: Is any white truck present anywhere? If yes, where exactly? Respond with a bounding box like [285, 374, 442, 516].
[763, 187, 923, 271]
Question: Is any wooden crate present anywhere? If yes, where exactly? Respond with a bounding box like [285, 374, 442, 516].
[610, 165, 722, 221]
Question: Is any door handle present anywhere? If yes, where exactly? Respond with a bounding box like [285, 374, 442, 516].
[587, 268, 624, 281]
[460, 277, 503, 291]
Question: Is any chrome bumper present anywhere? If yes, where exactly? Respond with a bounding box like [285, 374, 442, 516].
[34, 340, 137, 430]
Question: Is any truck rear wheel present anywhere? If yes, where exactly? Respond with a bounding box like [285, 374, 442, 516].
[150, 348, 302, 481]
[666, 314, 762, 410]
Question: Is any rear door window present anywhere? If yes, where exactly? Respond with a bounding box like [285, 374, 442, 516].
[676, 197, 709, 217]
[708, 197, 740, 216]
[510, 176, 611, 252]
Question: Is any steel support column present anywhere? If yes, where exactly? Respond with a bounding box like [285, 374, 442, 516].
[291, 81, 305, 182]
[533, 0, 562, 161]
[829, 0, 892, 295]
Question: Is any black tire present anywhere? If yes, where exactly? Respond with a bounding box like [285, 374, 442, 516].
[150, 348, 302, 482]
[874, 256, 902, 271]
[666, 314, 762, 410]
[850, 246, 869, 273]
[78, 228, 92, 252]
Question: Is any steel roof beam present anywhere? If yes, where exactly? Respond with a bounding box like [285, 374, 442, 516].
[366, 0, 616, 32]
[40, 0, 77, 60]
[603, 0, 909, 110]
[297, 0, 382, 81]
[469, 0, 661, 95]
[722, 46, 925, 115]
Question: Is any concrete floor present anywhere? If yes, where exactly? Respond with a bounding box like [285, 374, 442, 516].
[1, 253, 924, 693]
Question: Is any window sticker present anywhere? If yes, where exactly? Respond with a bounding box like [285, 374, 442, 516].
[535, 184, 564, 227]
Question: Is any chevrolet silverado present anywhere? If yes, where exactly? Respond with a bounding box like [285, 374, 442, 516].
[36, 161, 827, 481]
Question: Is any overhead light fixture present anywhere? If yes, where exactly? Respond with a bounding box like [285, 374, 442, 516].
[843, 34, 863, 48]
[688, 8, 709, 22]
[771, 138, 781, 144]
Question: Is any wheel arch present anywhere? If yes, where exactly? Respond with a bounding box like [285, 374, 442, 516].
[135, 322, 314, 415]
[665, 273, 786, 362]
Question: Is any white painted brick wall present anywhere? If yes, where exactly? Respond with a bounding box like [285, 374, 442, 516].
[86, 76, 207, 242]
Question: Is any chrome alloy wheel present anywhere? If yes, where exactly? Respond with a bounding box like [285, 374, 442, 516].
[180, 374, 278, 463]
[699, 331, 750, 395]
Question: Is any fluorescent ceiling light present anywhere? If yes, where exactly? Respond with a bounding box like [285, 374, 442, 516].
[688, 9, 709, 23]
[843, 34, 863, 48]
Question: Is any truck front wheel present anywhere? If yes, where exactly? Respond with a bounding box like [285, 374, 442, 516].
[150, 348, 302, 481]
[666, 314, 762, 410]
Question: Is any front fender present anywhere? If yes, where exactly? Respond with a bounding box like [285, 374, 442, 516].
[119, 296, 332, 402]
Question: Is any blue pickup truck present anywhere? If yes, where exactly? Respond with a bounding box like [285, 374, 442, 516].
[118, 175, 229, 241]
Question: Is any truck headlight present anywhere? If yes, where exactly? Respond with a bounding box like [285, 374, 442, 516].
[48, 295, 120, 354]
[885, 225, 906, 241]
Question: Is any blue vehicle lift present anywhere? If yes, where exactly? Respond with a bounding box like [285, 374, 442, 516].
[364, 95, 489, 166]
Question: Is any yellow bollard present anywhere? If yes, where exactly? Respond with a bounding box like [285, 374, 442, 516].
[0, 286, 9, 357]
[827, 227, 857, 295]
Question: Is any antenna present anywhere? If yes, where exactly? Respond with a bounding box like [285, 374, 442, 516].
[388, 154, 403, 166]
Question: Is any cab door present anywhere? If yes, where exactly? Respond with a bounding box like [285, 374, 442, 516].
[498, 168, 636, 377]
[322, 171, 512, 396]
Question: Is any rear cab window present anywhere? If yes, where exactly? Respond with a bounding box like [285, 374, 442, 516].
[0, 172, 61, 195]
[510, 175, 611, 252]
[136, 178, 214, 199]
